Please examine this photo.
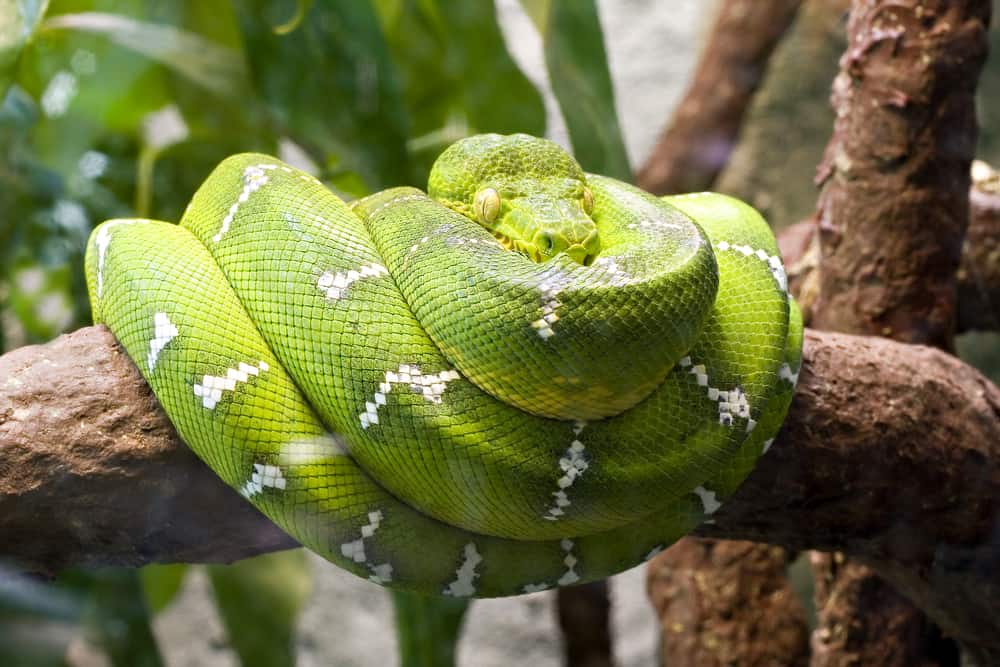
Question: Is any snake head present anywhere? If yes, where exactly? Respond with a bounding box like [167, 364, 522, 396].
[429, 134, 600, 265]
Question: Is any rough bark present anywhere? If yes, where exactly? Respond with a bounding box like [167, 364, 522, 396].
[689, 327, 1000, 661]
[0, 327, 298, 570]
[646, 539, 809, 666]
[781, 169, 1000, 332]
[809, 553, 959, 667]
[1, 325, 998, 656]
[807, 3, 992, 664]
[810, 0, 992, 347]
[635, 0, 804, 195]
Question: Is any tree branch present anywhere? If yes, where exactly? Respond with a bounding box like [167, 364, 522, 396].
[809, 552, 959, 666]
[635, 0, 804, 195]
[646, 539, 809, 666]
[0, 326, 299, 571]
[1, 324, 997, 652]
[781, 170, 1000, 334]
[810, 0, 992, 347]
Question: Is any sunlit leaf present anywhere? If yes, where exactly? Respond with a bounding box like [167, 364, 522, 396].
[207, 550, 312, 667]
[41, 12, 248, 98]
[537, 0, 631, 180]
[392, 590, 471, 667]
[0, 0, 49, 97]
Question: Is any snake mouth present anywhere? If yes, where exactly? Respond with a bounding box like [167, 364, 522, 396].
[493, 231, 541, 262]
[492, 232, 596, 266]
[493, 231, 515, 250]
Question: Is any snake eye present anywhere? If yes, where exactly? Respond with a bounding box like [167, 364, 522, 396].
[474, 188, 501, 224]
[582, 187, 595, 214]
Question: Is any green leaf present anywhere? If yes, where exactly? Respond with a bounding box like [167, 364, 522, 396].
[378, 0, 545, 179]
[207, 550, 312, 667]
[40, 11, 248, 98]
[392, 590, 471, 667]
[236, 0, 410, 190]
[140, 564, 189, 615]
[0, 0, 49, 98]
[538, 0, 631, 181]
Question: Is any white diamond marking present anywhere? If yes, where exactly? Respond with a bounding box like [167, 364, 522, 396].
[212, 164, 277, 243]
[442, 543, 483, 597]
[338, 510, 394, 584]
[779, 362, 800, 386]
[531, 276, 569, 340]
[147, 312, 178, 372]
[557, 538, 580, 586]
[715, 241, 788, 292]
[240, 463, 287, 498]
[678, 356, 751, 427]
[359, 364, 461, 429]
[543, 432, 589, 521]
[95, 225, 112, 299]
[693, 485, 722, 515]
[317, 263, 389, 300]
[193, 360, 269, 409]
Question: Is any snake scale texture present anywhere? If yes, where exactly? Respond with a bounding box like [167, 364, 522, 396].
[85, 134, 802, 598]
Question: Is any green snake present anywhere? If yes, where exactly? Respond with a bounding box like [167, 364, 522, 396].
[85, 134, 802, 598]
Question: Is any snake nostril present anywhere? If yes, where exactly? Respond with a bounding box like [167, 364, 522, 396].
[565, 244, 591, 265]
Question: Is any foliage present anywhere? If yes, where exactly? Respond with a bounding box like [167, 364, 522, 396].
[0, 0, 626, 665]
[392, 591, 471, 667]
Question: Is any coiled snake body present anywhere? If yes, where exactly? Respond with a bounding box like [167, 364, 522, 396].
[85, 134, 802, 597]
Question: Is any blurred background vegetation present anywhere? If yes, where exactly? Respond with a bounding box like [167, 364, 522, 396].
[1, 0, 998, 666]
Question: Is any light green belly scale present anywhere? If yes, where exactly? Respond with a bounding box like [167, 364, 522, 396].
[85, 136, 802, 598]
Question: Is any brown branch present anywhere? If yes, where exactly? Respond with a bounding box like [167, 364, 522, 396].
[646, 539, 809, 666]
[635, 0, 804, 195]
[0, 326, 299, 571]
[808, 2, 992, 663]
[781, 172, 1000, 333]
[688, 327, 1000, 660]
[556, 582, 614, 667]
[810, 0, 992, 347]
[809, 553, 959, 667]
[0, 325, 997, 654]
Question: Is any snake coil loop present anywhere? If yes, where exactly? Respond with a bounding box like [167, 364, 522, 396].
[86, 134, 802, 597]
